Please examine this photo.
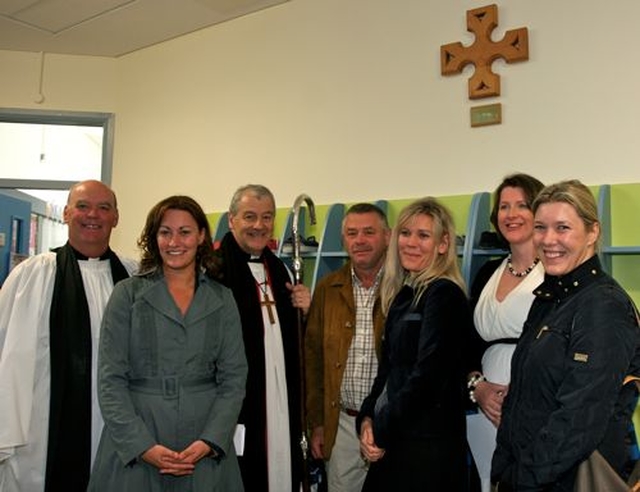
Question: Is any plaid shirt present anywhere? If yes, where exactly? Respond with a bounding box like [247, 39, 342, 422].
[339, 268, 382, 411]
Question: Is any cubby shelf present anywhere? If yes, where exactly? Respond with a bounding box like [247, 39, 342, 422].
[212, 194, 503, 292]
[460, 191, 508, 288]
[276, 201, 388, 292]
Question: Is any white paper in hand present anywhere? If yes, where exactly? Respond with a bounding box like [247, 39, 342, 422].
[234, 424, 246, 456]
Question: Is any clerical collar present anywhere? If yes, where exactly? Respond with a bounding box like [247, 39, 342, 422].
[70, 245, 111, 261]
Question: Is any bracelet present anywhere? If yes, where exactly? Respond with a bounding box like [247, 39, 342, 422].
[467, 373, 486, 403]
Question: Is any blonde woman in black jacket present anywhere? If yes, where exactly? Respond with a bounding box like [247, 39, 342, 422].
[357, 197, 473, 491]
[492, 180, 640, 491]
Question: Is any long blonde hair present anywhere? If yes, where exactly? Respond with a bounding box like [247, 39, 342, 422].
[380, 197, 465, 314]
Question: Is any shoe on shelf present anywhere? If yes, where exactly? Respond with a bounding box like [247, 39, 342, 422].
[478, 231, 508, 250]
[281, 235, 319, 254]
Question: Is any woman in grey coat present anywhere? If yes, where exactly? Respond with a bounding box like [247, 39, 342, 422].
[89, 195, 247, 491]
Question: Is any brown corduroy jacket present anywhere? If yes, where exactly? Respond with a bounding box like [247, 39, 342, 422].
[304, 262, 385, 459]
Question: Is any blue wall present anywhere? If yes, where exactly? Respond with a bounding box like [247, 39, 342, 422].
[0, 192, 31, 285]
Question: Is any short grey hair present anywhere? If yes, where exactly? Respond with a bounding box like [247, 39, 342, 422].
[229, 184, 275, 215]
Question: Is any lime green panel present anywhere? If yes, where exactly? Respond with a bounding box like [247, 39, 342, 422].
[612, 184, 640, 246]
[206, 212, 222, 235]
[609, 184, 640, 307]
[610, 184, 640, 441]
[385, 194, 472, 232]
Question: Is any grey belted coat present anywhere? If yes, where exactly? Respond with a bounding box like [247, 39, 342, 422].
[89, 271, 247, 491]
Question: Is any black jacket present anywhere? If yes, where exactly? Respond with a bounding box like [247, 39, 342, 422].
[357, 278, 472, 490]
[492, 256, 640, 491]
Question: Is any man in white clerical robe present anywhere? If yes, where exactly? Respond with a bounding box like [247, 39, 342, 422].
[215, 184, 311, 492]
[0, 180, 136, 492]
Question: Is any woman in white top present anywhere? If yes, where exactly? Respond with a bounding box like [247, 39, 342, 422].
[466, 173, 545, 492]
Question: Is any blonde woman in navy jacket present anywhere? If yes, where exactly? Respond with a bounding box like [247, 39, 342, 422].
[492, 181, 640, 491]
[357, 197, 472, 491]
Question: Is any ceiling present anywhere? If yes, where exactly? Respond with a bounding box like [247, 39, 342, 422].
[0, 0, 290, 57]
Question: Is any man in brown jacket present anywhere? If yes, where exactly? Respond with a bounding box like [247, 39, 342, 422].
[305, 203, 389, 491]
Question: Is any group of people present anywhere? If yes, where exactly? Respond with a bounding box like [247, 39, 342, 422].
[305, 175, 640, 492]
[0, 175, 638, 492]
[0, 182, 308, 492]
[467, 175, 640, 492]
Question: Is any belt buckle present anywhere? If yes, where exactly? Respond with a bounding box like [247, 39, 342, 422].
[162, 376, 179, 399]
[341, 406, 359, 417]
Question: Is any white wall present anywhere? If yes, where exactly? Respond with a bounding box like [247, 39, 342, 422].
[2, 0, 640, 256]
[0, 50, 117, 111]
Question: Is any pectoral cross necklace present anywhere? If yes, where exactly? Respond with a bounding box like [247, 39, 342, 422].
[256, 272, 276, 325]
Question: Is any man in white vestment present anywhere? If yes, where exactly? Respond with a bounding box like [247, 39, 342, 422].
[215, 184, 311, 492]
[0, 180, 137, 492]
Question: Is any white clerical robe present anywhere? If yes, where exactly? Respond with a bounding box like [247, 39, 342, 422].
[0, 252, 136, 492]
[248, 261, 292, 492]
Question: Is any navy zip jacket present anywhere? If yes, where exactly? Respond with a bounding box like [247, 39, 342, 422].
[492, 255, 640, 491]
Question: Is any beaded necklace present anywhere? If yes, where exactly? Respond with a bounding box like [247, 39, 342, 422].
[506, 254, 540, 278]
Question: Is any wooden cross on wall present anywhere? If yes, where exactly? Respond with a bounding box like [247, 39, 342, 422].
[441, 4, 529, 99]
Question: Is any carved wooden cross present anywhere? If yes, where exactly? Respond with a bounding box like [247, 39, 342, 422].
[441, 4, 529, 99]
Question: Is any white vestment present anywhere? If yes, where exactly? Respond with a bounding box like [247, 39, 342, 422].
[0, 252, 136, 492]
[248, 262, 292, 492]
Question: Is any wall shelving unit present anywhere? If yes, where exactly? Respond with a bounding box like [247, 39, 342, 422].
[211, 185, 639, 295]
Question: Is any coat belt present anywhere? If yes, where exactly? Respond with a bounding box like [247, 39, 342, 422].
[129, 375, 216, 399]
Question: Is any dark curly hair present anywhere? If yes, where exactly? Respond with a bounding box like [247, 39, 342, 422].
[137, 195, 222, 279]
